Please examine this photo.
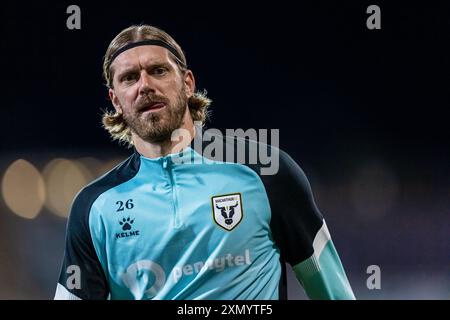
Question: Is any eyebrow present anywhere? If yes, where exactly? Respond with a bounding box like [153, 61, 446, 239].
[115, 61, 173, 79]
[115, 66, 139, 80]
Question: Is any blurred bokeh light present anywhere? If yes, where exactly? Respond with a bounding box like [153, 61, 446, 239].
[1, 159, 45, 219]
[42, 159, 94, 218]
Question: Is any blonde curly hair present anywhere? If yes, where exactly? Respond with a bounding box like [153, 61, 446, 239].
[102, 24, 211, 147]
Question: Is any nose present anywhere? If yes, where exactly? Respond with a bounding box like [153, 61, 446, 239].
[138, 70, 155, 96]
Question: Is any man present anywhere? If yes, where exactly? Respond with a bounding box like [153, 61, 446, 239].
[54, 24, 355, 300]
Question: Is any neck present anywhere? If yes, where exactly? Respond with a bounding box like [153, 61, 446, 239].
[133, 107, 195, 159]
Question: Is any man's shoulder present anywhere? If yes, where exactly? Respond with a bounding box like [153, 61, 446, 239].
[228, 134, 303, 178]
[220, 135, 311, 189]
[196, 130, 299, 176]
[71, 152, 140, 214]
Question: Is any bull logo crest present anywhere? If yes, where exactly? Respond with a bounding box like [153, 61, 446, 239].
[211, 193, 243, 231]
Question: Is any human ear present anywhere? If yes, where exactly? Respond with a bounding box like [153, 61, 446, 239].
[108, 88, 123, 114]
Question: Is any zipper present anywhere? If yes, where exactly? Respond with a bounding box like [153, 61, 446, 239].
[162, 157, 182, 228]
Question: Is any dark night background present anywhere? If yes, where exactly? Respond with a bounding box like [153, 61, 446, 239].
[0, 1, 448, 299]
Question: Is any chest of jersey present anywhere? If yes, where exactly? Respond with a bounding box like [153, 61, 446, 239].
[89, 157, 280, 299]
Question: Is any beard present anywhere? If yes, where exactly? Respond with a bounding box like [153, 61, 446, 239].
[123, 86, 188, 143]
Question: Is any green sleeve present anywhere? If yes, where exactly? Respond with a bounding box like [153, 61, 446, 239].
[293, 238, 355, 300]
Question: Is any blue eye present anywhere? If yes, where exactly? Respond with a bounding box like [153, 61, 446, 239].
[154, 67, 167, 75]
[121, 73, 138, 83]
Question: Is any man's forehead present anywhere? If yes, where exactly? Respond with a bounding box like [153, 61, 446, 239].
[111, 45, 173, 70]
